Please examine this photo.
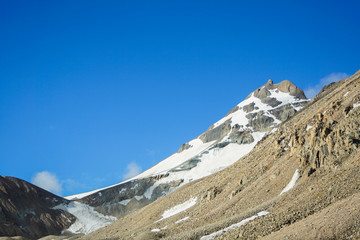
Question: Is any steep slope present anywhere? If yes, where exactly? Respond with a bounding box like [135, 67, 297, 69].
[0, 176, 75, 239]
[0, 176, 117, 239]
[83, 70, 360, 240]
[65, 79, 308, 224]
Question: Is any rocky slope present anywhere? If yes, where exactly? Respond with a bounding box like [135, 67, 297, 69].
[80, 70, 360, 240]
[64, 79, 307, 224]
[0, 176, 75, 239]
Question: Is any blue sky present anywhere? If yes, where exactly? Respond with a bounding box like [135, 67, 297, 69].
[1, 1, 359, 196]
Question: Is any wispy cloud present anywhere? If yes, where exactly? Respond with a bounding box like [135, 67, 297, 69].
[31, 171, 62, 196]
[305, 72, 349, 99]
[122, 162, 142, 180]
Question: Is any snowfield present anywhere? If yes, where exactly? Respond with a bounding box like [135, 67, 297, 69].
[53, 202, 116, 234]
[280, 169, 300, 195]
[175, 216, 189, 224]
[156, 197, 197, 222]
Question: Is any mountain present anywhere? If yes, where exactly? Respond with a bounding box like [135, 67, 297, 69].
[3, 71, 359, 240]
[0, 78, 308, 239]
[63, 79, 307, 223]
[0, 176, 75, 239]
[81, 70, 360, 239]
[0, 175, 118, 240]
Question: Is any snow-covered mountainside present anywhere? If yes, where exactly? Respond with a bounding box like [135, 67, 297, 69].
[65, 79, 308, 222]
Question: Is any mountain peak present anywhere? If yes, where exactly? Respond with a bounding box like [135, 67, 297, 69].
[247, 79, 307, 102]
[274, 80, 307, 99]
[266, 79, 274, 86]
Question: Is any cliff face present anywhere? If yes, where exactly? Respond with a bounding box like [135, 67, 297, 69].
[0, 177, 75, 240]
[82, 71, 360, 240]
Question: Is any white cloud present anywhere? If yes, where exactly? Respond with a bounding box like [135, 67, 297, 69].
[122, 162, 142, 179]
[305, 72, 349, 99]
[31, 171, 63, 196]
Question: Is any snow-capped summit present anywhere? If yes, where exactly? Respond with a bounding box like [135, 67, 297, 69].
[64, 79, 308, 229]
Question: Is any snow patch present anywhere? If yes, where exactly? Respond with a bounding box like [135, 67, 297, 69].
[175, 216, 189, 224]
[119, 199, 131, 206]
[200, 211, 269, 240]
[53, 202, 116, 234]
[344, 91, 349, 97]
[157, 197, 197, 222]
[306, 125, 313, 131]
[151, 226, 167, 233]
[353, 103, 360, 108]
[270, 128, 277, 134]
[134, 195, 144, 201]
[144, 183, 159, 199]
[280, 169, 300, 195]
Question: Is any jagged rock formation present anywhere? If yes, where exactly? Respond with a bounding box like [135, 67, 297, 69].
[248, 79, 307, 102]
[0, 177, 75, 240]
[81, 70, 360, 240]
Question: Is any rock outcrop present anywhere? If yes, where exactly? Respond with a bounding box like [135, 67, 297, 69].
[288, 98, 360, 175]
[249, 79, 307, 101]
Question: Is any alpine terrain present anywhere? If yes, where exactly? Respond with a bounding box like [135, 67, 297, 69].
[1, 71, 360, 240]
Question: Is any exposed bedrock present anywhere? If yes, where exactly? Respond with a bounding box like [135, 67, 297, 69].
[243, 102, 256, 113]
[246, 111, 275, 132]
[281, 101, 360, 176]
[247, 79, 307, 106]
[270, 104, 297, 122]
[177, 142, 192, 153]
[77, 177, 183, 218]
[199, 119, 232, 143]
[229, 124, 254, 144]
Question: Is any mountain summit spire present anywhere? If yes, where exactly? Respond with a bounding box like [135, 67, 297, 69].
[248, 79, 307, 101]
[267, 79, 273, 85]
